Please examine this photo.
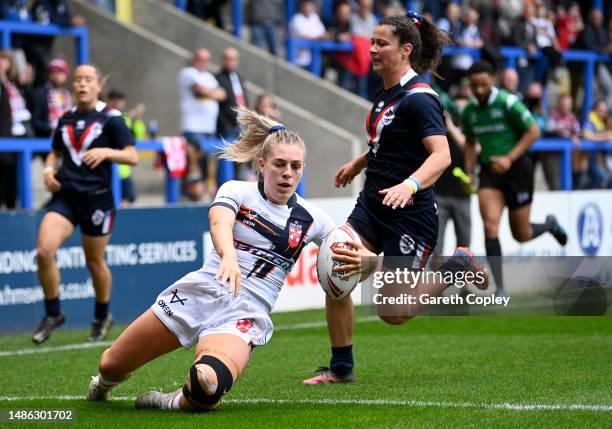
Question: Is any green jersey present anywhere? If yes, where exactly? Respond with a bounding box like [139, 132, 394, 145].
[462, 88, 535, 165]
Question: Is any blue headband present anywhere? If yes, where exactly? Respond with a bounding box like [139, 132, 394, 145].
[406, 10, 423, 29]
[269, 125, 285, 133]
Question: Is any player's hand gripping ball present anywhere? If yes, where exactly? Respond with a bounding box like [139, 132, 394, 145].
[317, 225, 362, 299]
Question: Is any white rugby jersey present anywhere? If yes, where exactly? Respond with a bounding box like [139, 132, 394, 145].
[205, 180, 335, 310]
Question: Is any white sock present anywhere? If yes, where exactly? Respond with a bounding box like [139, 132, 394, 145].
[98, 373, 122, 392]
[167, 391, 183, 410]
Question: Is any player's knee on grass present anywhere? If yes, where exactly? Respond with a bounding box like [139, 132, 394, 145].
[182, 355, 234, 411]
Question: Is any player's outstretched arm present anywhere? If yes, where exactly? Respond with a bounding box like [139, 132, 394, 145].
[209, 205, 241, 296]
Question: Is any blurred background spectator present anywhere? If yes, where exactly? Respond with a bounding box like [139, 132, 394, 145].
[248, 0, 284, 56]
[106, 88, 148, 206]
[178, 48, 226, 202]
[289, 0, 328, 68]
[21, 0, 85, 88]
[32, 57, 72, 139]
[511, 3, 540, 95]
[216, 47, 247, 141]
[499, 67, 521, 96]
[547, 93, 581, 190]
[579, 99, 612, 189]
[254, 93, 281, 121]
[0, 50, 33, 210]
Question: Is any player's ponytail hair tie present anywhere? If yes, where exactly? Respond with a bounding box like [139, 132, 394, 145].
[406, 10, 423, 29]
[268, 124, 286, 134]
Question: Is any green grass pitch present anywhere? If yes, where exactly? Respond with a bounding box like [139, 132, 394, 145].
[0, 310, 610, 428]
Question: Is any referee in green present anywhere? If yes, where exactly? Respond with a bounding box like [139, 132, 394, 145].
[463, 61, 567, 296]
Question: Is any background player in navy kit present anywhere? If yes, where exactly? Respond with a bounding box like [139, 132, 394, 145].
[304, 12, 472, 384]
[33, 65, 138, 344]
[86, 108, 336, 411]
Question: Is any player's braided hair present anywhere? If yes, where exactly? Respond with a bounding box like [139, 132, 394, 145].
[378, 13, 451, 77]
[220, 107, 305, 170]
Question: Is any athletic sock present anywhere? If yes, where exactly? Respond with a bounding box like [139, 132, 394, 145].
[95, 301, 109, 320]
[330, 345, 354, 376]
[167, 391, 183, 410]
[485, 238, 504, 293]
[44, 297, 61, 318]
[98, 373, 122, 393]
[530, 223, 548, 239]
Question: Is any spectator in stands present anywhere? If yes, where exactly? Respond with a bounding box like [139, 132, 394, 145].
[524, 82, 547, 134]
[254, 93, 281, 122]
[580, 100, 612, 189]
[530, 4, 563, 85]
[248, 0, 284, 56]
[324, 0, 352, 86]
[347, 0, 378, 98]
[547, 93, 581, 190]
[202, 0, 230, 30]
[523, 82, 554, 190]
[22, 0, 85, 88]
[0, 0, 30, 21]
[107, 89, 147, 206]
[476, 0, 523, 46]
[449, 8, 483, 89]
[511, 3, 539, 95]
[499, 67, 521, 97]
[0, 50, 33, 135]
[351, 0, 378, 39]
[574, 9, 612, 109]
[289, 0, 328, 68]
[32, 58, 72, 139]
[377, 1, 405, 17]
[555, 3, 583, 50]
[326, 1, 352, 41]
[178, 48, 227, 201]
[216, 48, 247, 141]
[436, 2, 462, 36]
[216, 48, 249, 182]
[0, 51, 16, 210]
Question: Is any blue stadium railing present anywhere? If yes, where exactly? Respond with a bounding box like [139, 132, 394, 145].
[0, 21, 89, 64]
[0, 138, 306, 209]
[1, 138, 610, 209]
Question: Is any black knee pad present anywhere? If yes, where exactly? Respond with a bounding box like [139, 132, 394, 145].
[182, 355, 234, 406]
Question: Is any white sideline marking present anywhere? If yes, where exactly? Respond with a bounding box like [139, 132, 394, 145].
[0, 318, 380, 358]
[0, 341, 113, 357]
[0, 395, 610, 412]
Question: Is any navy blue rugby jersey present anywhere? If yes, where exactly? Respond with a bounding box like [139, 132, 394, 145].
[363, 69, 445, 208]
[52, 101, 134, 193]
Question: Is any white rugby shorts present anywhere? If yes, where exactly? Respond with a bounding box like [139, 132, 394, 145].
[151, 270, 274, 349]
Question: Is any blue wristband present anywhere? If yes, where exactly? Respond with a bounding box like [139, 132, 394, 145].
[403, 176, 421, 193]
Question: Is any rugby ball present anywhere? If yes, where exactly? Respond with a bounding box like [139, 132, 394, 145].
[317, 225, 362, 300]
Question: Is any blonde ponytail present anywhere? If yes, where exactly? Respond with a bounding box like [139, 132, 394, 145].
[220, 107, 305, 169]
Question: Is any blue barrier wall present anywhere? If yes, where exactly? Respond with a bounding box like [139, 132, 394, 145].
[0, 205, 210, 333]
